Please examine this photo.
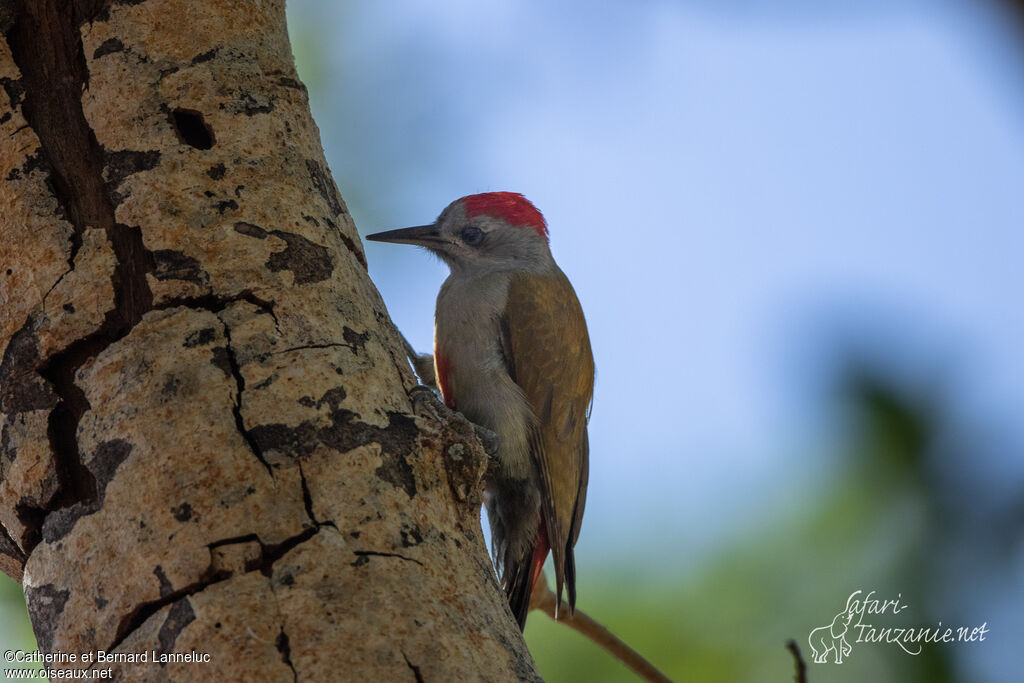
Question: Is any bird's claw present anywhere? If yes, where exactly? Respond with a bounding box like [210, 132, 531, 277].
[473, 424, 501, 457]
[409, 385, 449, 420]
[409, 385, 501, 457]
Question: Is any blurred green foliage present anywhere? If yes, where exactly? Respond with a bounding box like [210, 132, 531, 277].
[0, 574, 41, 675]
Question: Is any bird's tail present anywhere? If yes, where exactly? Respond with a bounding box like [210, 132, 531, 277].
[506, 520, 549, 631]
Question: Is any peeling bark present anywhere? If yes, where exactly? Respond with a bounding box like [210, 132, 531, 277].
[0, 1, 539, 680]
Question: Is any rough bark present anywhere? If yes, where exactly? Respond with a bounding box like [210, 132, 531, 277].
[0, 0, 539, 680]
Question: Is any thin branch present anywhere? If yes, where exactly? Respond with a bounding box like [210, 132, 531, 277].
[529, 573, 672, 683]
[785, 639, 808, 683]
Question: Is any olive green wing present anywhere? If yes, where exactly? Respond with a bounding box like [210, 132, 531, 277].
[502, 268, 594, 610]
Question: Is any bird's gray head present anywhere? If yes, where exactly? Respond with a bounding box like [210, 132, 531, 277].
[367, 192, 554, 274]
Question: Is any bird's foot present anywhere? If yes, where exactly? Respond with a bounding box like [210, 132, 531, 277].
[410, 384, 447, 419]
[409, 385, 500, 457]
[472, 424, 501, 457]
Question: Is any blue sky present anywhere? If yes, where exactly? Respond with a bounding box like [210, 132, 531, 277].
[289, 0, 1024, 569]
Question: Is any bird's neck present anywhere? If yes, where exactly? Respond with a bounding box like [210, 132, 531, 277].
[444, 252, 557, 281]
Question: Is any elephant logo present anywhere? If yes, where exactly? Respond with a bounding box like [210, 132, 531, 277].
[808, 592, 858, 664]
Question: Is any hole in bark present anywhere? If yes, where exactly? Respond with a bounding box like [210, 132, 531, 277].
[171, 109, 215, 149]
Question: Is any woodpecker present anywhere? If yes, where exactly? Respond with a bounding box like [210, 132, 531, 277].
[367, 192, 594, 630]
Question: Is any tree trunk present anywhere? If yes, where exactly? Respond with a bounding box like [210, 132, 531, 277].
[0, 1, 539, 680]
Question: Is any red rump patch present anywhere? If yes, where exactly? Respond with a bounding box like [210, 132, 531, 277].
[460, 192, 549, 241]
[434, 348, 455, 409]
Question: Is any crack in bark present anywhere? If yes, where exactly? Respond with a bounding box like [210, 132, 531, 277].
[259, 526, 333, 575]
[207, 533, 260, 550]
[403, 652, 425, 683]
[3, 0, 282, 540]
[0, 523, 26, 561]
[211, 525, 323, 578]
[153, 290, 279, 329]
[13, 503, 45, 552]
[352, 550, 424, 567]
[40, 264, 73, 306]
[296, 462, 321, 527]
[251, 295, 282, 336]
[0, 523, 27, 580]
[6, 0, 155, 552]
[265, 564, 301, 682]
[216, 316, 274, 478]
[6, 1, 108, 262]
[271, 342, 354, 356]
[108, 567, 232, 653]
[111, 525, 326, 652]
[243, 525, 319, 578]
[276, 628, 298, 683]
[36, 335, 101, 540]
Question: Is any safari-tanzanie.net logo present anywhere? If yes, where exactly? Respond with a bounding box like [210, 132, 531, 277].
[808, 590, 989, 664]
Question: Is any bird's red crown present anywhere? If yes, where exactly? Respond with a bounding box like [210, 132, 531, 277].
[459, 192, 549, 241]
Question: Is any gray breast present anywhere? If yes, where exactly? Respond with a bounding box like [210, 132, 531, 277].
[435, 271, 535, 479]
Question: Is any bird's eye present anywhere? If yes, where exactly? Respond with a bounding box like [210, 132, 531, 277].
[461, 226, 484, 246]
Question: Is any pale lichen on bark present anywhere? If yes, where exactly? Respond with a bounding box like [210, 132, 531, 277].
[0, 0, 539, 680]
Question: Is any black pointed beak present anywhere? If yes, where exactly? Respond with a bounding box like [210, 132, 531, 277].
[365, 224, 443, 247]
